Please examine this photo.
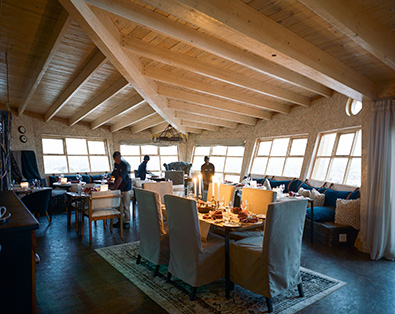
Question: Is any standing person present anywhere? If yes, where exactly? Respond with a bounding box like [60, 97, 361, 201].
[201, 156, 215, 191]
[136, 155, 151, 180]
[111, 151, 132, 229]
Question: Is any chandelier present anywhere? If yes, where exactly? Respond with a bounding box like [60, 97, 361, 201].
[152, 124, 188, 143]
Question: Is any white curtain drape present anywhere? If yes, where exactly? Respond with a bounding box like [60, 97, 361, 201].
[362, 98, 395, 260]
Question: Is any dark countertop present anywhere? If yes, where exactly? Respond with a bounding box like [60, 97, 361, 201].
[0, 190, 39, 234]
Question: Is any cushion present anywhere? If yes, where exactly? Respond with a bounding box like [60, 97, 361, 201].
[335, 199, 360, 230]
[82, 175, 91, 183]
[288, 179, 303, 192]
[348, 189, 360, 200]
[90, 175, 103, 182]
[298, 182, 314, 191]
[269, 180, 291, 191]
[323, 188, 352, 208]
[84, 209, 120, 218]
[306, 206, 335, 222]
[297, 187, 310, 197]
[311, 188, 325, 207]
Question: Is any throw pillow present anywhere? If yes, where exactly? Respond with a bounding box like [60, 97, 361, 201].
[263, 179, 272, 190]
[311, 188, 325, 207]
[335, 198, 360, 230]
[297, 187, 311, 198]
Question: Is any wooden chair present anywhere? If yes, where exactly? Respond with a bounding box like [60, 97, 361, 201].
[82, 190, 123, 244]
[21, 189, 52, 224]
[207, 183, 235, 205]
[241, 187, 276, 215]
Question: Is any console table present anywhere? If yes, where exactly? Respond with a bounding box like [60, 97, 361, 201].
[0, 190, 39, 314]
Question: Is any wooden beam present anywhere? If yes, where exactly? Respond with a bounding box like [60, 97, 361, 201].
[184, 127, 202, 134]
[59, 0, 185, 132]
[299, 0, 395, 70]
[18, 10, 72, 116]
[167, 0, 378, 100]
[144, 65, 290, 114]
[168, 99, 257, 125]
[85, 0, 332, 97]
[44, 49, 107, 122]
[91, 95, 145, 129]
[122, 36, 310, 106]
[181, 120, 219, 132]
[110, 103, 156, 132]
[157, 83, 272, 120]
[174, 112, 237, 128]
[150, 122, 169, 134]
[130, 114, 165, 133]
[69, 76, 128, 126]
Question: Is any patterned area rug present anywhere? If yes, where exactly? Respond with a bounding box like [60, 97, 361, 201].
[96, 242, 345, 314]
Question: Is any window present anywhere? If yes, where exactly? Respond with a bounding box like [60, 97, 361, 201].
[250, 136, 308, 177]
[310, 129, 361, 186]
[120, 144, 178, 176]
[346, 98, 362, 116]
[192, 145, 245, 182]
[42, 137, 110, 174]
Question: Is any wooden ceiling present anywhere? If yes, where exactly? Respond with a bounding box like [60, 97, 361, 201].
[1, 0, 394, 134]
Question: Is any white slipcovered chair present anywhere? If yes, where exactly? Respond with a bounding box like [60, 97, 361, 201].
[164, 195, 225, 300]
[142, 181, 173, 204]
[82, 190, 123, 244]
[135, 188, 170, 276]
[241, 187, 277, 215]
[207, 183, 235, 205]
[230, 199, 308, 313]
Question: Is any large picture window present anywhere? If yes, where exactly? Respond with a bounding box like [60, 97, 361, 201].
[250, 136, 308, 177]
[42, 137, 110, 174]
[192, 145, 245, 182]
[120, 144, 178, 176]
[310, 129, 361, 186]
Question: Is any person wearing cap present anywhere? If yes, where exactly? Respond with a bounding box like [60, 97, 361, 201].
[201, 156, 215, 191]
[111, 151, 132, 229]
[136, 155, 151, 180]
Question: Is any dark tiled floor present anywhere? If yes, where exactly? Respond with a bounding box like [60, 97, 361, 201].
[35, 212, 395, 314]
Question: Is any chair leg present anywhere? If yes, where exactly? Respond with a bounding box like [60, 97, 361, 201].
[190, 287, 197, 301]
[75, 210, 78, 233]
[89, 220, 92, 244]
[120, 215, 123, 239]
[103, 220, 106, 229]
[154, 265, 160, 276]
[136, 254, 141, 264]
[265, 297, 273, 313]
[81, 216, 84, 236]
[297, 283, 304, 297]
[110, 218, 113, 232]
[166, 272, 172, 283]
[45, 212, 51, 225]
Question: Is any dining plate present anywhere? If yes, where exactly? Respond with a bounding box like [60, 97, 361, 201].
[256, 214, 266, 219]
[223, 222, 241, 227]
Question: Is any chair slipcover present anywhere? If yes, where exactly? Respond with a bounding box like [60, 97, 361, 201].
[142, 181, 173, 204]
[164, 195, 225, 287]
[135, 189, 170, 266]
[230, 199, 307, 297]
[241, 188, 277, 215]
[21, 189, 52, 222]
[207, 183, 235, 205]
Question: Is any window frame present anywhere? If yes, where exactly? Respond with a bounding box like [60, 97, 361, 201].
[42, 136, 111, 174]
[192, 145, 245, 182]
[309, 128, 361, 185]
[120, 144, 179, 176]
[249, 135, 308, 177]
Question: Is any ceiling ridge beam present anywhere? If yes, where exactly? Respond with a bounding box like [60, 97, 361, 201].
[130, 114, 165, 133]
[60, 0, 185, 132]
[44, 49, 107, 122]
[167, 99, 257, 125]
[181, 120, 219, 132]
[298, 0, 395, 70]
[144, 65, 290, 114]
[122, 36, 310, 106]
[91, 95, 145, 129]
[85, 0, 332, 97]
[169, 0, 378, 100]
[174, 111, 238, 128]
[110, 104, 156, 132]
[69, 76, 128, 126]
[158, 83, 272, 120]
[19, 10, 72, 116]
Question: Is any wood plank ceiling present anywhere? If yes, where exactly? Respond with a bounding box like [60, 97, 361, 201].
[1, 0, 394, 134]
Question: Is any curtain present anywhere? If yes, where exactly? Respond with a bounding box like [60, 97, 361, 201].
[363, 98, 395, 260]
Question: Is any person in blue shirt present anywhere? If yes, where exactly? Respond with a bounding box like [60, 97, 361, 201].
[111, 151, 132, 229]
[136, 155, 151, 180]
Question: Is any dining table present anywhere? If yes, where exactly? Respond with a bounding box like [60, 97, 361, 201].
[66, 191, 90, 237]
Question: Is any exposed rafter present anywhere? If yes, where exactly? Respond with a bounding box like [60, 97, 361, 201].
[130, 114, 164, 133]
[44, 49, 107, 122]
[298, 0, 395, 70]
[110, 103, 156, 132]
[150, 122, 169, 134]
[174, 111, 238, 129]
[59, 0, 185, 132]
[161, 0, 378, 100]
[157, 83, 272, 120]
[122, 36, 310, 106]
[144, 65, 290, 114]
[180, 120, 219, 132]
[18, 10, 72, 116]
[69, 76, 128, 126]
[184, 127, 203, 134]
[85, 0, 332, 97]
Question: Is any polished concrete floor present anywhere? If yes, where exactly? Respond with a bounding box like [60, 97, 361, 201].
[35, 211, 395, 314]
